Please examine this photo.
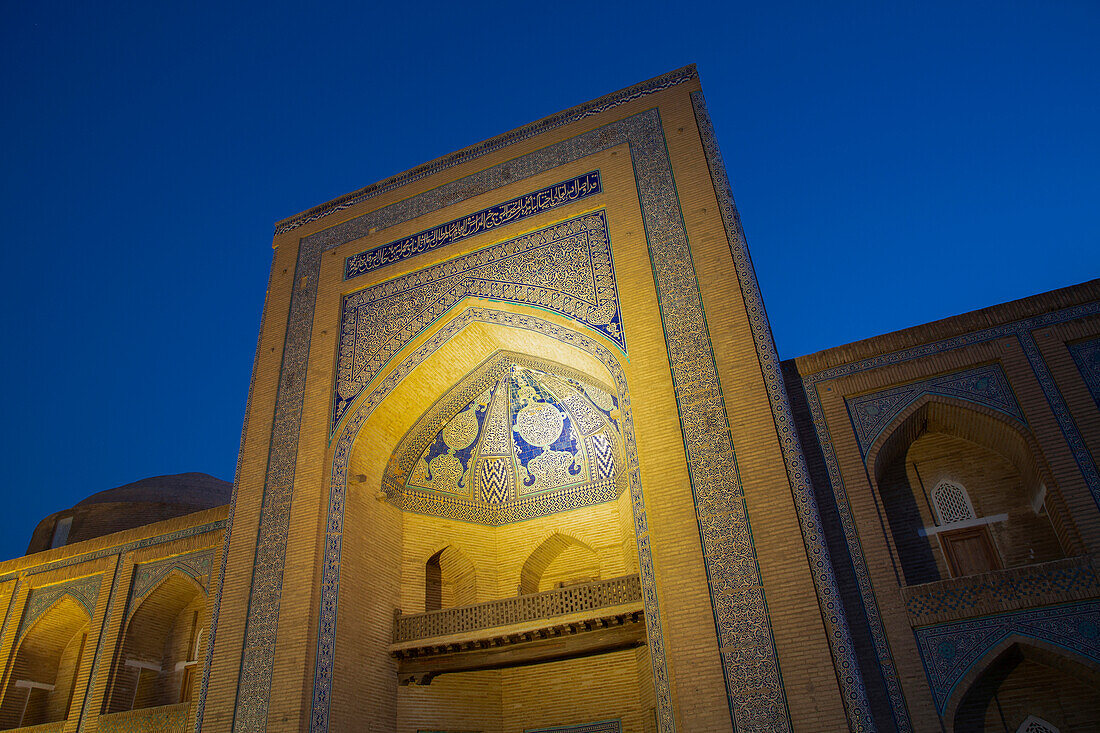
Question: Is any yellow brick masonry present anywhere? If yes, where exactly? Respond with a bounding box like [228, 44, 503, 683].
[0, 507, 225, 733]
[212, 72, 854, 732]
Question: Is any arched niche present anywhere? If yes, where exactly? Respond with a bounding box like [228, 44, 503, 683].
[105, 570, 205, 714]
[865, 395, 1078, 584]
[519, 532, 601, 595]
[0, 595, 90, 730]
[424, 546, 478, 611]
[324, 307, 644, 732]
[944, 636, 1100, 732]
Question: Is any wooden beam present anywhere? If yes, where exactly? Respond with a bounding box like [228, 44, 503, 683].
[397, 617, 646, 685]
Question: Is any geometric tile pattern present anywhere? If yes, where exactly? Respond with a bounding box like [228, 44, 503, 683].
[795, 301, 1100, 733]
[691, 92, 858, 731]
[195, 296, 268, 733]
[344, 170, 601, 279]
[913, 599, 1100, 714]
[17, 574, 102, 639]
[333, 210, 624, 432]
[902, 555, 1100, 626]
[846, 363, 1023, 455]
[1068, 337, 1100, 409]
[125, 549, 213, 620]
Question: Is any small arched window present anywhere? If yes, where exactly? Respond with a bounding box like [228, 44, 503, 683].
[932, 480, 976, 525]
[931, 480, 1002, 577]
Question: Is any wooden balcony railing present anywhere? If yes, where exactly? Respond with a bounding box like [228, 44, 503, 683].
[97, 702, 191, 733]
[901, 554, 1100, 626]
[395, 574, 642, 642]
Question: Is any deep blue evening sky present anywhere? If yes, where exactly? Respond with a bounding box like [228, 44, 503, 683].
[1, 2, 1097, 561]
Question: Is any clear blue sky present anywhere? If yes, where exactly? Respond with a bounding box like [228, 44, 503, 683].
[1, 1, 1097, 560]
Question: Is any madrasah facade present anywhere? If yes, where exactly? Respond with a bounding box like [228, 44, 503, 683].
[1, 66, 1098, 733]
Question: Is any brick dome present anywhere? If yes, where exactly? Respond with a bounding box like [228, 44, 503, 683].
[27, 472, 231, 554]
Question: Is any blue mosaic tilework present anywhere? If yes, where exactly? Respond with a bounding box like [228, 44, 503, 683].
[795, 301, 1100, 733]
[1069, 337, 1100, 409]
[525, 720, 621, 733]
[344, 171, 601, 279]
[193, 259, 272, 733]
[691, 92, 862, 730]
[846, 363, 1023, 456]
[125, 549, 213, 621]
[902, 557, 1100, 624]
[17, 575, 102, 640]
[318, 310, 676, 732]
[388, 360, 623, 523]
[913, 600, 1100, 714]
[333, 210, 624, 432]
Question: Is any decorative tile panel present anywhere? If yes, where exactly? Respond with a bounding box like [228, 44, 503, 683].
[344, 170, 601, 279]
[383, 359, 623, 524]
[913, 600, 1100, 713]
[901, 555, 1100, 626]
[692, 92, 864, 729]
[1068, 337, 1100, 408]
[17, 575, 101, 639]
[846, 363, 1023, 455]
[333, 210, 624, 431]
[125, 549, 213, 620]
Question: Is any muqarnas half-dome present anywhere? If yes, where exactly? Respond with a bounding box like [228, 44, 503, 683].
[383, 361, 625, 525]
[27, 472, 231, 554]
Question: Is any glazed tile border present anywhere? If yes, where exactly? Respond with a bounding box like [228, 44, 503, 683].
[796, 301, 1100, 731]
[194, 259, 273, 732]
[846, 363, 1023, 456]
[238, 94, 786, 731]
[0, 519, 226, 586]
[691, 91, 870, 731]
[912, 599, 1100, 714]
[1068, 337, 1100, 408]
[344, 170, 601, 279]
[314, 310, 673, 732]
[124, 549, 213, 621]
[16, 575, 102, 639]
[274, 67, 697, 235]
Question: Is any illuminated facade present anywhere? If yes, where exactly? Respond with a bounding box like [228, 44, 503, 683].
[1, 66, 1098, 732]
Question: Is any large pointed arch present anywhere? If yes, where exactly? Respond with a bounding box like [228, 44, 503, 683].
[942, 633, 1100, 730]
[864, 394, 1083, 564]
[310, 307, 670, 732]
